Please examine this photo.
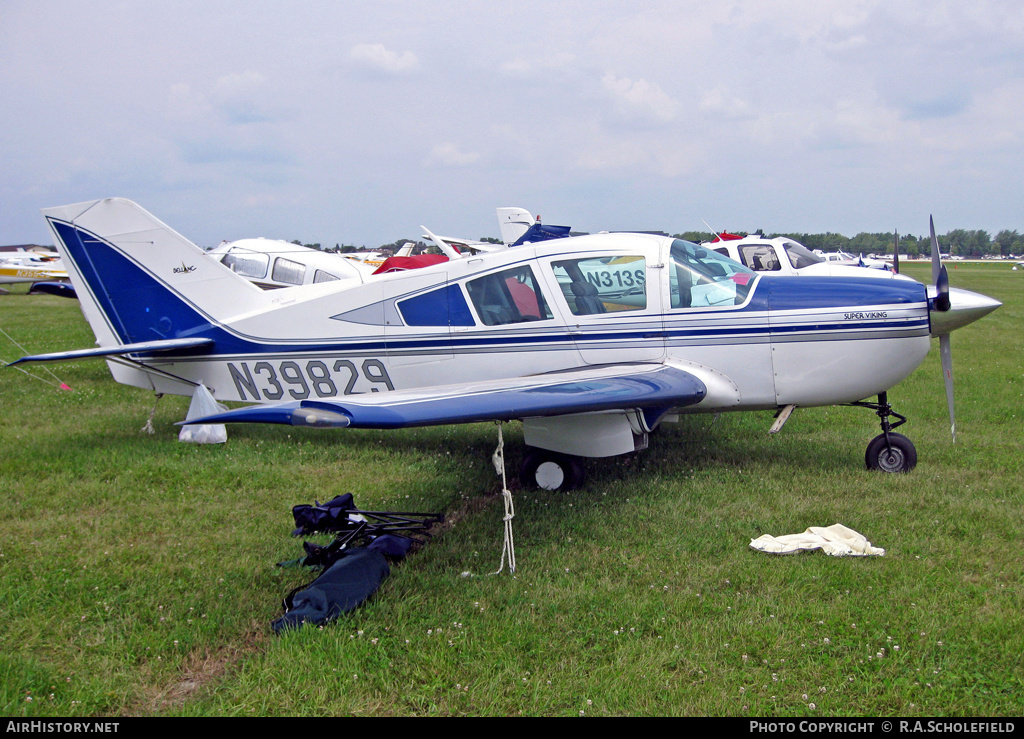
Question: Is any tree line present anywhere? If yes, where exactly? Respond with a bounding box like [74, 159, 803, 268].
[673, 229, 1024, 258]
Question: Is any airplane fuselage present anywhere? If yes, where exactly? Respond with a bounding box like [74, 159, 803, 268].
[23, 198, 998, 480]
[52, 218, 931, 416]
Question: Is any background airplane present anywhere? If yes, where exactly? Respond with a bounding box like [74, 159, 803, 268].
[704, 234, 899, 278]
[0, 254, 69, 285]
[12, 198, 1000, 490]
[205, 208, 574, 290]
[814, 249, 893, 270]
[208, 237, 371, 289]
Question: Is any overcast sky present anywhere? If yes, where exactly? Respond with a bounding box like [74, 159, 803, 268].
[3, 1, 1023, 248]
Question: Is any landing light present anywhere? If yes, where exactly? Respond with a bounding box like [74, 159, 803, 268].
[291, 409, 351, 428]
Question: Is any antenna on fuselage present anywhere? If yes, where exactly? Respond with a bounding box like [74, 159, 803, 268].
[701, 218, 719, 242]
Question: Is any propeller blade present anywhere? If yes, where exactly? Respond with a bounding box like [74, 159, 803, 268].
[935, 265, 951, 311]
[929, 215, 951, 311]
[930, 216, 956, 440]
[940, 333, 955, 442]
[892, 230, 900, 274]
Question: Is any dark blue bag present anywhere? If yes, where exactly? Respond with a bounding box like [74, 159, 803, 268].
[272, 547, 390, 633]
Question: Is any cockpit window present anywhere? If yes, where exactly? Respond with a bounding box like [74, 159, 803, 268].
[221, 249, 269, 279]
[466, 265, 552, 326]
[272, 257, 306, 285]
[313, 269, 340, 283]
[669, 239, 755, 308]
[782, 241, 823, 270]
[738, 245, 781, 271]
[551, 256, 647, 315]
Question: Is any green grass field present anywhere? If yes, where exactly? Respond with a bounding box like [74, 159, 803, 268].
[1, 263, 1021, 717]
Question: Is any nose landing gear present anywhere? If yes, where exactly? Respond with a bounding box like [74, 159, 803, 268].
[851, 392, 918, 473]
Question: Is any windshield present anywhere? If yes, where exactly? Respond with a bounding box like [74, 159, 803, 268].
[669, 239, 755, 308]
[782, 241, 824, 270]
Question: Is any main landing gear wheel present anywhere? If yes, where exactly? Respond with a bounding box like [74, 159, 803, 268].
[520, 449, 585, 491]
[865, 433, 917, 473]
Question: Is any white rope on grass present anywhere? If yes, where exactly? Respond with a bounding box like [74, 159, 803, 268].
[0, 325, 71, 390]
[141, 393, 164, 434]
[491, 421, 516, 575]
[1, 361, 71, 390]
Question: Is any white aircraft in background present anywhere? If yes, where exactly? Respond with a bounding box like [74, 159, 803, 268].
[814, 250, 893, 270]
[208, 238, 373, 289]
[0, 248, 60, 264]
[12, 199, 1000, 490]
[209, 208, 575, 289]
[704, 234, 900, 278]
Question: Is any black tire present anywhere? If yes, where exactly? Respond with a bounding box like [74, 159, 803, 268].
[865, 433, 917, 473]
[520, 448, 585, 491]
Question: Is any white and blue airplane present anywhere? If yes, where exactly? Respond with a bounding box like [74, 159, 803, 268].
[12, 198, 1001, 490]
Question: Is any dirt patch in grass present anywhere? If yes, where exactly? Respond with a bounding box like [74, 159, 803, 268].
[133, 626, 268, 714]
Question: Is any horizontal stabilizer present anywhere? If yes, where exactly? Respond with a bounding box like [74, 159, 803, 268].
[182, 363, 707, 429]
[8, 337, 214, 366]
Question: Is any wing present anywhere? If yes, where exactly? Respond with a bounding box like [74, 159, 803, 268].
[183, 362, 707, 429]
[7, 337, 214, 366]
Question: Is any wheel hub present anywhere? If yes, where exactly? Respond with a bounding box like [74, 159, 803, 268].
[534, 461, 565, 490]
[879, 447, 905, 472]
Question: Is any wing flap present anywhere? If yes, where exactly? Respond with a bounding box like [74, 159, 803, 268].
[185, 363, 707, 429]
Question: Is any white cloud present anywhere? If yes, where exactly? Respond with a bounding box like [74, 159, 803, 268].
[601, 73, 679, 123]
[212, 70, 271, 124]
[499, 52, 578, 78]
[213, 70, 266, 101]
[572, 123, 704, 178]
[166, 83, 212, 124]
[425, 142, 480, 168]
[826, 33, 869, 52]
[500, 58, 533, 76]
[166, 72, 273, 127]
[828, 98, 903, 146]
[699, 88, 753, 120]
[973, 79, 1024, 146]
[350, 43, 419, 74]
[575, 137, 650, 172]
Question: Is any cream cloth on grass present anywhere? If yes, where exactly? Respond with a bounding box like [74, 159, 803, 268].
[750, 523, 884, 557]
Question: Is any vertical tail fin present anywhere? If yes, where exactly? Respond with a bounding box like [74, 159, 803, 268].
[43, 198, 269, 349]
[496, 207, 534, 245]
